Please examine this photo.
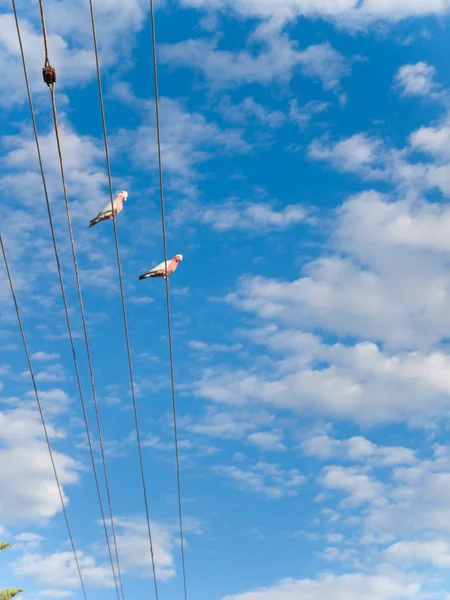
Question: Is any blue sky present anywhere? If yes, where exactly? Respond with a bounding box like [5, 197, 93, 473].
[1, 0, 450, 599]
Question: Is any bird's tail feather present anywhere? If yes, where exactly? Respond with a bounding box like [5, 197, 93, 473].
[89, 213, 114, 228]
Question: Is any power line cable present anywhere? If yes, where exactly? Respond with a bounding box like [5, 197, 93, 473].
[13, 1, 121, 596]
[0, 234, 88, 600]
[147, 3, 188, 598]
[86, 1, 161, 596]
[36, 1, 126, 596]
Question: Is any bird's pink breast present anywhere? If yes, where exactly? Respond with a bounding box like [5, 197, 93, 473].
[168, 259, 179, 273]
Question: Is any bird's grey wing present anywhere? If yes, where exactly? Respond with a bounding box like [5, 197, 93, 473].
[95, 199, 117, 219]
[149, 260, 168, 273]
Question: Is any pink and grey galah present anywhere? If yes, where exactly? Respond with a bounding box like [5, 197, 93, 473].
[89, 191, 128, 228]
[139, 254, 183, 280]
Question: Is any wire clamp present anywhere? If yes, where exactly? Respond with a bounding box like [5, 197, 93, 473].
[42, 65, 56, 86]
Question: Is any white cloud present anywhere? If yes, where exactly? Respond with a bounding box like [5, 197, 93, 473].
[227, 191, 450, 350]
[0, 404, 79, 525]
[115, 87, 249, 194]
[3, 123, 105, 200]
[189, 406, 274, 439]
[394, 62, 442, 98]
[0, 13, 94, 108]
[320, 465, 386, 507]
[410, 119, 450, 161]
[295, 43, 352, 91]
[128, 295, 155, 306]
[308, 133, 384, 176]
[159, 36, 351, 92]
[178, 0, 450, 30]
[189, 340, 244, 354]
[302, 434, 416, 466]
[0, 114, 131, 325]
[25, 364, 66, 383]
[308, 123, 450, 198]
[0, 119, 109, 258]
[217, 96, 286, 127]
[112, 517, 179, 581]
[14, 532, 44, 551]
[248, 431, 286, 452]
[31, 352, 61, 362]
[315, 446, 450, 547]
[289, 99, 330, 127]
[195, 326, 450, 424]
[363, 452, 450, 537]
[216, 460, 305, 498]
[222, 570, 421, 600]
[199, 201, 307, 232]
[37, 591, 73, 598]
[12, 550, 114, 588]
[0, 0, 155, 107]
[25, 389, 72, 416]
[385, 539, 450, 567]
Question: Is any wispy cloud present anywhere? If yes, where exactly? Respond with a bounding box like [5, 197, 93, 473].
[216, 460, 305, 498]
[160, 35, 352, 92]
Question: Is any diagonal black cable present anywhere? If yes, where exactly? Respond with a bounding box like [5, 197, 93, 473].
[147, 2, 188, 598]
[13, 1, 120, 597]
[36, 0, 126, 596]
[0, 234, 88, 600]
[48, 85, 126, 600]
[87, 0, 161, 596]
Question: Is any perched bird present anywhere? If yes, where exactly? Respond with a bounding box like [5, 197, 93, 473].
[139, 254, 183, 280]
[89, 191, 128, 228]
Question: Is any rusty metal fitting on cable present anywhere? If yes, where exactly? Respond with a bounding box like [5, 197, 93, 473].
[42, 65, 56, 86]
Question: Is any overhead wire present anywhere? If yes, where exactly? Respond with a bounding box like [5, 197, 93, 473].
[86, 1, 161, 596]
[147, 2, 189, 599]
[13, 1, 121, 597]
[0, 234, 88, 600]
[36, 0, 126, 597]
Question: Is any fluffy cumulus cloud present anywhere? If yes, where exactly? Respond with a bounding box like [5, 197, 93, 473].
[0, 404, 80, 525]
[309, 445, 450, 557]
[191, 189, 450, 423]
[248, 431, 286, 452]
[222, 571, 421, 600]
[307, 63, 450, 196]
[111, 517, 179, 581]
[12, 549, 114, 589]
[194, 338, 450, 423]
[410, 119, 450, 161]
[394, 62, 441, 98]
[226, 191, 450, 351]
[309, 134, 450, 197]
[190, 54, 450, 429]
[302, 433, 416, 465]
